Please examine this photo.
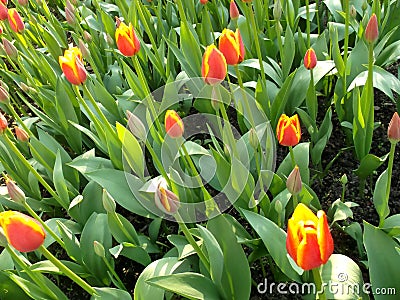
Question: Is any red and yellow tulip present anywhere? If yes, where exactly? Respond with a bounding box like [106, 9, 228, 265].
[7, 8, 24, 33]
[219, 28, 245, 65]
[155, 184, 180, 215]
[165, 110, 184, 138]
[304, 48, 317, 70]
[115, 21, 140, 57]
[59, 47, 87, 85]
[0, 211, 46, 252]
[276, 114, 301, 146]
[0, 3, 7, 21]
[286, 203, 334, 270]
[201, 45, 227, 85]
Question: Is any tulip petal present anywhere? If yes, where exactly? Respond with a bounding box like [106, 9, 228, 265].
[291, 203, 318, 225]
[202, 45, 227, 85]
[317, 211, 334, 263]
[165, 110, 184, 138]
[296, 227, 323, 270]
[286, 218, 300, 262]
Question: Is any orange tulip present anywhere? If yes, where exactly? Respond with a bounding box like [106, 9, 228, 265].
[365, 13, 378, 44]
[59, 47, 87, 85]
[0, 3, 7, 21]
[200, 0, 208, 4]
[219, 28, 245, 65]
[388, 112, 400, 144]
[286, 203, 334, 270]
[7, 8, 24, 33]
[15, 126, 29, 142]
[0, 111, 8, 134]
[0, 211, 46, 252]
[165, 110, 184, 138]
[202, 45, 227, 85]
[155, 184, 180, 215]
[276, 114, 301, 146]
[304, 48, 317, 70]
[115, 21, 140, 57]
[0, 0, 7, 4]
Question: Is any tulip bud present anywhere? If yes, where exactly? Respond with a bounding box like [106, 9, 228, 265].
[126, 110, 147, 141]
[8, 8, 24, 33]
[59, 47, 87, 85]
[102, 189, 116, 213]
[0, 84, 9, 104]
[18, 0, 28, 6]
[83, 31, 92, 42]
[155, 184, 180, 215]
[105, 33, 114, 46]
[218, 28, 245, 65]
[202, 44, 227, 85]
[365, 13, 379, 44]
[350, 5, 357, 18]
[361, 1, 367, 12]
[6, 178, 26, 204]
[276, 114, 301, 147]
[93, 240, 105, 258]
[340, 174, 348, 185]
[115, 21, 140, 57]
[65, 2, 76, 26]
[0, 211, 46, 252]
[248, 128, 259, 149]
[286, 166, 302, 195]
[165, 110, 184, 138]
[200, 0, 208, 4]
[273, 0, 282, 20]
[0, 3, 7, 21]
[20, 82, 36, 93]
[230, 1, 240, 20]
[388, 112, 400, 144]
[304, 48, 317, 70]
[78, 39, 89, 58]
[0, 112, 8, 134]
[15, 126, 29, 142]
[2, 38, 18, 59]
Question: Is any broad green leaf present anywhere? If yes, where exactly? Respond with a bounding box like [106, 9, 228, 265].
[354, 153, 388, 180]
[108, 212, 140, 245]
[109, 243, 151, 267]
[0, 271, 28, 299]
[91, 287, 132, 300]
[276, 143, 310, 185]
[53, 151, 70, 208]
[373, 169, 390, 225]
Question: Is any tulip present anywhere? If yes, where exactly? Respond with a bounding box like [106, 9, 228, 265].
[230, 1, 240, 20]
[59, 47, 87, 85]
[18, 0, 28, 6]
[286, 203, 334, 270]
[8, 8, 24, 33]
[388, 112, 400, 144]
[0, 112, 8, 134]
[0, 3, 7, 21]
[115, 21, 140, 57]
[304, 48, 317, 70]
[15, 126, 29, 142]
[219, 28, 245, 65]
[165, 110, 184, 138]
[365, 13, 378, 44]
[2, 38, 18, 59]
[276, 114, 301, 146]
[0, 211, 46, 252]
[0, 84, 9, 104]
[200, 0, 208, 4]
[155, 184, 180, 215]
[286, 165, 302, 195]
[6, 178, 26, 204]
[202, 45, 227, 85]
[0, 0, 7, 5]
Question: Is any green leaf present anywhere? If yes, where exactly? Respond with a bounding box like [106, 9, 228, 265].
[364, 222, 400, 300]
[147, 272, 220, 300]
[108, 212, 140, 245]
[276, 142, 310, 185]
[91, 287, 132, 300]
[354, 153, 388, 180]
[53, 151, 70, 208]
[0, 271, 29, 299]
[282, 27, 295, 79]
[109, 243, 151, 267]
[373, 169, 390, 225]
[57, 221, 82, 264]
[382, 214, 400, 236]
[241, 209, 302, 282]
[207, 214, 251, 299]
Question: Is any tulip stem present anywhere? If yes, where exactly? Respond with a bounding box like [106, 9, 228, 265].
[312, 267, 327, 300]
[289, 146, 296, 168]
[6, 103, 33, 136]
[383, 142, 396, 226]
[110, 211, 140, 245]
[144, 139, 172, 188]
[305, 0, 311, 48]
[6, 246, 59, 300]
[343, 0, 350, 111]
[39, 245, 97, 296]
[234, 64, 255, 128]
[1, 134, 66, 209]
[174, 213, 210, 272]
[101, 255, 127, 291]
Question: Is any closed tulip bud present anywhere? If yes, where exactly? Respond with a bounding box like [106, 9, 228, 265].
[6, 178, 26, 204]
[8, 8, 24, 33]
[105, 33, 114, 46]
[102, 189, 116, 213]
[388, 112, 400, 144]
[165, 110, 184, 138]
[0, 211, 46, 252]
[127, 110, 146, 141]
[286, 203, 334, 270]
[365, 13, 378, 44]
[83, 31, 92, 42]
[155, 184, 180, 215]
[230, 1, 240, 20]
[248, 128, 259, 149]
[18, 0, 28, 6]
[0, 112, 8, 134]
[361, 1, 367, 12]
[14, 126, 29, 142]
[0, 84, 9, 104]
[200, 0, 208, 4]
[78, 39, 89, 58]
[276, 114, 301, 146]
[219, 28, 245, 65]
[65, 3, 76, 26]
[20, 82, 35, 93]
[93, 241, 105, 258]
[59, 47, 87, 85]
[350, 5, 357, 18]
[2, 38, 18, 59]
[273, 0, 282, 20]
[286, 166, 302, 195]
[115, 21, 140, 57]
[0, 3, 7, 21]
[202, 45, 227, 85]
[340, 174, 348, 185]
[304, 48, 317, 70]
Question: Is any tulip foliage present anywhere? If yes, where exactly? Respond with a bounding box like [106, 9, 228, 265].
[0, 0, 398, 299]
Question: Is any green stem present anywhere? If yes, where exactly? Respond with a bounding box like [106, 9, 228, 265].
[204, 5, 215, 45]
[292, 193, 298, 208]
[145, 139, 172, 187]
[234, 64, 255, 128]
[110, 212, 139, 245]
[275, 21, 284, 66]
[6, 103, 33, 136]
[343, 0, 349, 104]
[312, 267, 327, 300]
[316, 0, 321, 35]
[174, 213, 210, 272]
[102, 256, 127, 291]
[2, 134, 66, 209]
[383, 142, 396, 226]
[39, 245, 97, 296]
[305, 0, 311, 48]
[289, 146, 296, 168]
[7, 246, 58, 300]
